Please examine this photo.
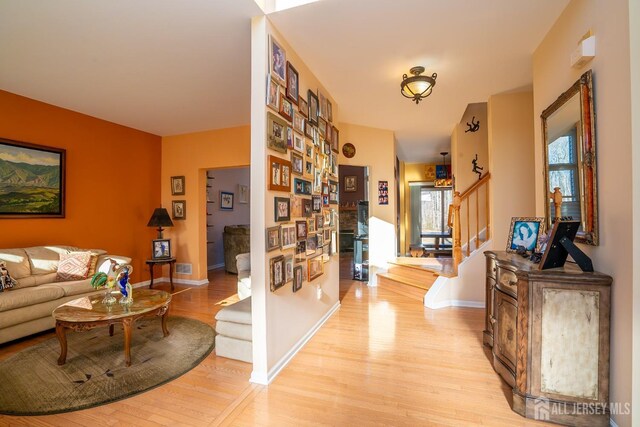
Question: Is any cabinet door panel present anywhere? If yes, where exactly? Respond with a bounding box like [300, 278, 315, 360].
[494, 290, 517, 373]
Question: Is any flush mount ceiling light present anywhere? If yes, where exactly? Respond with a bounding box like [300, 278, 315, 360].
[400, 66, 437, 104]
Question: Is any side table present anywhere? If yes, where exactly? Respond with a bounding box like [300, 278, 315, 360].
[146, 258, 176, 292]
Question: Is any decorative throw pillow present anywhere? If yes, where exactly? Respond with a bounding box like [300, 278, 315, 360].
[86, 254, 99, 277]
[0, 261, 17, 292]
[55, 252, 93, 282]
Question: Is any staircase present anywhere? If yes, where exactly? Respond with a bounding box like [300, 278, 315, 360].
[376, 173, 492, 304]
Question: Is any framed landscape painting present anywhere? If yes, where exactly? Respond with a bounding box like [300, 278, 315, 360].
[0, 138, 66, 218]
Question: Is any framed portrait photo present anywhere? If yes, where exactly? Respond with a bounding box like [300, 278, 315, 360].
[172, 200, 186, 220]
[269, 255, 285, 292]
[285, 61, 299, 105]
[0, 138, 65, 218]
[267, 112, 288, 154]
[298, 97, 308, 119]
[238, 184, 249, 204]
[344, 175, 357, 192]
[220, 191, 234, 211]
[284, 255, 294, 284]
[307, 90, 319, 126]
[274, 197, 291, 222]
[268, 155, 292, 192]
[293, 265, 303, 292]
[266, 226, 281, 252]
[279, 94, 294, 122]
[152, 239, 172, 260]
[280, 223, 297, 250]
[307, 255, 324, 281]
[291, 151, 304, 176]
[269, 35, 286, 85]
[506, 217, 544, 253]
[266, 75, 280, 112]
[170, 176, 185, 196]
[296, 220, 308, 241]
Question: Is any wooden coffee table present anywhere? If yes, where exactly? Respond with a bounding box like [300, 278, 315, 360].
[52, 289, 172, 367]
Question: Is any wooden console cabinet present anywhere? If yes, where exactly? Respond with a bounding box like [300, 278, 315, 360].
[484, 251, 612, 426]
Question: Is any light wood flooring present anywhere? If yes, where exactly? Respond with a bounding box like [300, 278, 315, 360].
[0, 270, 552, 426]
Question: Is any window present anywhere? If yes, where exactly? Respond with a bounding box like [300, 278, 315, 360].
[548, 125, 582, 222]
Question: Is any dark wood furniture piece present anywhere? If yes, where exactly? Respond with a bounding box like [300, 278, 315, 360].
[53, 289, 172, 367]
[484, 251, 612, 426]
[146, 257, 176, 291]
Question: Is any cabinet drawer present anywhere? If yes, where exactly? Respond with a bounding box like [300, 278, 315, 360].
[497, 267, 518, 297]
[494, 290, 517, 374]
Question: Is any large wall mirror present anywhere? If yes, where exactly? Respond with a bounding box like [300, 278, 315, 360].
[541, 70, 598, 245]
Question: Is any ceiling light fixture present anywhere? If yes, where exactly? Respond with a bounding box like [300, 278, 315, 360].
[400, 66, 437, 104]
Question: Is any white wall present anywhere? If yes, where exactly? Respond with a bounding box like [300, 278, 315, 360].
[250, 16, 340, 384]
[533, 1, 633, 424]
[206, 167, 250, 269]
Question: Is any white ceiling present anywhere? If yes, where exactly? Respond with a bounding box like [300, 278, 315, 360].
[0, 0, 568, 161]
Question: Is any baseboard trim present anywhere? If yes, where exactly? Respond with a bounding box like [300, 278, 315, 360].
[428, 299, 485, 309]
[250, 301, 341, 385]
[208, 263, 224, 271]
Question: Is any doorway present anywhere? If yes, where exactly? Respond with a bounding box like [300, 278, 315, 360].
[407, 182, 453, 257]
[338, 165, 369, 280]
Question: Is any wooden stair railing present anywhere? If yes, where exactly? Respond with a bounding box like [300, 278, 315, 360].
[448, 173, 491, 272]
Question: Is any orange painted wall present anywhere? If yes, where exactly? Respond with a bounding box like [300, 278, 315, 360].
[0, 90, 161, 280]
[161, 126, 250, 281]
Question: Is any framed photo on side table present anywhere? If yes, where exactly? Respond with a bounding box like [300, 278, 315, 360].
[152, 239, 172, 259]
[506, 217, 544, 253]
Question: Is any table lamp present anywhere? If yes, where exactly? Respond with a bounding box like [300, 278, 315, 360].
[147, 208, 174, 239]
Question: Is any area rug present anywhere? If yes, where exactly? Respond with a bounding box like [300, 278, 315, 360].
[0, 316, 215, 415]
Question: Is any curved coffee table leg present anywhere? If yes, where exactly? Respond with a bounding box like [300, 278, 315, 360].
[109, 324, 115, 336]
[161, 308, 170, 337]
[56, 322, 67, 365]
[122, 318, 133, 367]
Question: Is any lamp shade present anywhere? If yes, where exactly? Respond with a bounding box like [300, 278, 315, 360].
[147, 208, 174, 228]
[400, 66, 437, 104]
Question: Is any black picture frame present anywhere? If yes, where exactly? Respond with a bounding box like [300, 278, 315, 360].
[152, 239, 172, 259]
[172, 200, 186, 220]
[274, 197, 291, 222]
[307, 90, 319, 126]
[293, 178, 312, 196]
[0, 138, 66, 218]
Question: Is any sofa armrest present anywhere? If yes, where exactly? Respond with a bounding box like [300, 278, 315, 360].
[96, 255, 132, 274]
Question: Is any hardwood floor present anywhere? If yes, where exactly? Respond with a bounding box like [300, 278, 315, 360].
[0, 272, 553, 426]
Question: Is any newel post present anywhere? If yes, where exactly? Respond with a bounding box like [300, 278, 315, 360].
[452, 191, 463, 269]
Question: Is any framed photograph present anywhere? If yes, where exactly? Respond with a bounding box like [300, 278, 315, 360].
[269, 35, 286, 85]
[269, 155, 292, 192]
[280, 223, 297, 250]
[266, 75, 280, 112]
[293, 132, 305, 153]
[307, 90, 319, 126]
[307, 255, 324, 281]
[331, 126, 339, 152]
[291, 196, 303, 217]
[318, 90, 328, 120]
[315, 214, 324, 230]
[266, 226, 281, 252]
[220, 191, 234, 210]
[152, 239, 172, 259]
[238, 184, 249, 204]
[291, 152, 304, 176]
[344, 176, 357, 193]
[269, 255, 285, 292]
[331, 231, 337, 256]
[306, 234, 318, 255]
[329, 180, 339, 205]
[293, 113, 305, 134]
[318, 117, 327, 138]
[293, 178, 312, 196]
[293, 265, 303, 292]
[295, 240, 307, 263]
[305, 142, 313, 159]
[274, 197, 291, 222]
[286, 61, 299, 105]
[0, 138, 65, 218]
[279, 94, 293, 122]
[296, 220, 308, 241]
[313, 169, 322, 194]
[323, 228, 331, 243]
[327, 99, 333, 122]
[378, 180, 389, 205]
[297, 198, 309, 218]
[267, 112, 288, 154]
[307, 217, 316, 233]
[284, 255, 294, 284]
[506, 217, 544, 253]
[323, 209, 331, 226]
[312, 195, 322, 213]
[172, 200, 186, 220]
[286, 126, 294, 149]
[304, 123, 314, 139]
[304, 160, 313, 179]
[317, 232, 324, 248]
[298, 97, 308, 119]
[170, 176, 185, 196]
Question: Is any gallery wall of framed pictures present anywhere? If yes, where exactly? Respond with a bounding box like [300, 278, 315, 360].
[265, 33, 341, 294]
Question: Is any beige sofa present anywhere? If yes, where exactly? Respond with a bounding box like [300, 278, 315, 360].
[0, 245, 131, 345]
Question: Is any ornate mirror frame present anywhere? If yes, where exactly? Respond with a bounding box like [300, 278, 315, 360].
[541, 69, 598, 245]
